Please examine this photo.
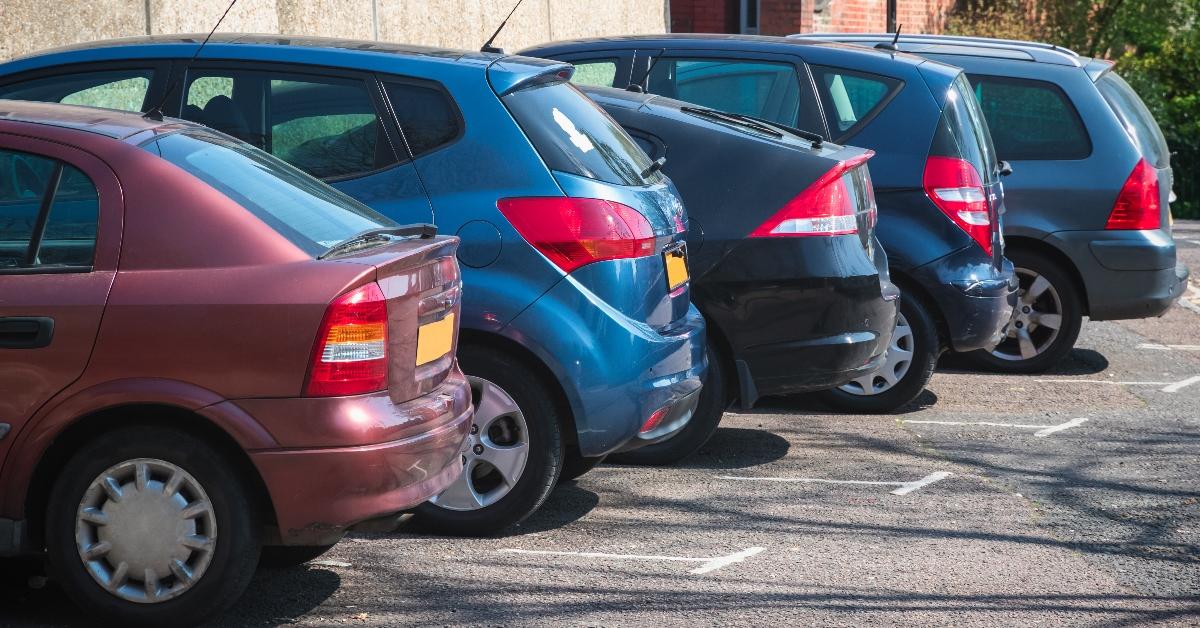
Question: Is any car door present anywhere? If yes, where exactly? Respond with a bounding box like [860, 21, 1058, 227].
[170, 62, 435, 224]
[0, 134, 119, 472]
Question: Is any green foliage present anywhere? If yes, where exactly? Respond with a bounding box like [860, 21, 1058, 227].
[946, 0, 1200, 218]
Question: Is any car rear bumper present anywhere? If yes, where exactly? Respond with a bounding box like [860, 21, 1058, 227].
[236, 370, 472, 545]
[504, 275, 708, 457]
[695, 236, 898, 404]
[1046, 229, 1187, 320]
[915, 247, 1018, 352]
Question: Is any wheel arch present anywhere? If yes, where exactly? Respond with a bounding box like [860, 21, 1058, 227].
[1003, 236, 1091, 316]
[888, 268, 950, 351]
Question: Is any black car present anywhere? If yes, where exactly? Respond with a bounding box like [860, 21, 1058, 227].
[521, 35, 1018, 413]
[583, 85, 899, 463]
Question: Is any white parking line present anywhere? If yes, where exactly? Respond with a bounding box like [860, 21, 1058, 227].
[1137, 343, 1200, 351]
[715, 471, 952, 495]
[1162, 375, 1200, 393]
[1034, 379, 1172, 386]
[497, 546, 765, 575]
[902, 417, 1089, 437]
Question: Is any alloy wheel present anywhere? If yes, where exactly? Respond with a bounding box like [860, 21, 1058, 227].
[429, 376, 530, 511]
[74, 458, 217, 604]
[838, 312, 914, 396]
[990, 267, 1063, 362]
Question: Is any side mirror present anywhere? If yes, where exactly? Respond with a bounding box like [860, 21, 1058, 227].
[999, 160, 1013, 177]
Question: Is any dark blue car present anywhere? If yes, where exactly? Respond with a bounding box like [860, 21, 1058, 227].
[0, 35, 708, 535]
[522, 35, 1018, 412]
[812, 34, 1190, 372]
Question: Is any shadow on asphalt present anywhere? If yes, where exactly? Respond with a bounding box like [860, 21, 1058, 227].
[939, 347, 1111, 376]
[398, 481, 602, 539]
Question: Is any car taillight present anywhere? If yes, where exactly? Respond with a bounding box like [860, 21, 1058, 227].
[497, 197, 656, 273]
[749, 152, 874, 237]
[305, 282, 388, 397]
[1106, 158, 1161, 230]
[923, 156, 992, 256]
[414, 256, 461, 395]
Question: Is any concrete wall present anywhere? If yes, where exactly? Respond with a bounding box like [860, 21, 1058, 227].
[0, 0, 669, 62]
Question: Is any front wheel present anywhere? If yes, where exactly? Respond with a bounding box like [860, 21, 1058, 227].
[966, 249, 1083, 373]
[412, 348, 564, 536]
[45, 426, 261, 627]
[816, 294, 939, 414]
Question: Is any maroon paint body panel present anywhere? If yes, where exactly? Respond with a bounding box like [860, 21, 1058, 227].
[0, 100, 470, 549]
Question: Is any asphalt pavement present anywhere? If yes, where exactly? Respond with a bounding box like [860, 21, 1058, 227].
[3, 226, 1199, 626]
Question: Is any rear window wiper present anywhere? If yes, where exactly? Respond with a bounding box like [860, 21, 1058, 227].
[319, 223, 437, 260]
[681, 106, 783, 139]
[733, 113, 825, 148]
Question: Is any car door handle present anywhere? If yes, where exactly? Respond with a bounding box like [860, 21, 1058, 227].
[0, 317, 54, 349]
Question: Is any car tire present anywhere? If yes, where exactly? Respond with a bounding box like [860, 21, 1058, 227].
[45, 425, 261, 628]
[259, 544, 337, 569]
[608, 344, 727, 466]
[412, 347, 564, 536]
[557, 450, 606, 484]
[816, 293, 939, 414]
[966, 249, 1083, 374]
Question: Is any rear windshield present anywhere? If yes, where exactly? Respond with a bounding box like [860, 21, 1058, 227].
[502, 81, 662, 187]
[931, 74, 1000, 182]
[141, 129, 398, 257]
[1096, 72, 1170, 168]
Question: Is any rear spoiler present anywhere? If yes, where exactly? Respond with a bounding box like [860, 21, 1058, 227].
[1083, 58, 1115, 82]
[487, 56, 575, 96]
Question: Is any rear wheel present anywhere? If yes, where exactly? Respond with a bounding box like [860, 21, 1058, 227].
[45, 426, 261, 627]
[413, 348, 564, 536]
[816, 293, 938, 414]
[967, 249, 1082, 373]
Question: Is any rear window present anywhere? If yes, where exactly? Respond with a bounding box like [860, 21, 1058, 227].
[809, 66, 901, 139]
[968, 75, 1091, 161]
[931, 74, 1000, 182]
[141, 129, 398, 257]
[502, 81, 661, 186]
[1096, 72, 1170, 168]
[646, 58, 803, 129]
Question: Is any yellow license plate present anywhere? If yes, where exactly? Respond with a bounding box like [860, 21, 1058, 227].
[664, 244, 690, 291]
[416, 313, 455, 366]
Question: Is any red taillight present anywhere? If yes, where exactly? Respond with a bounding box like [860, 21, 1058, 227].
[750, 151, 874, 238]
[924, 156, 992, 256]
[640, 406, 670, 434]
[497, 197, 656, 273]
[305, 282, 388, 397]
[1106, 158, 1161, 230]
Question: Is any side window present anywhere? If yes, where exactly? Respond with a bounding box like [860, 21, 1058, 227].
[809, 66, 901, 139]
[0, 149, 99, 270]
[383, 82, 463, 158]
[646, 58, 802, 128]
[0, 69, 153, 112]
[180, 69, 397, 180]
[570, 59, 619, 87]
[968, 75, 1092, 161]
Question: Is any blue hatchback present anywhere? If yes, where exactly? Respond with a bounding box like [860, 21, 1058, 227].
[0, 35, 708, 535]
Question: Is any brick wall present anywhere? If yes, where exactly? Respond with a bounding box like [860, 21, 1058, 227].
[760, 1, 814, 36]
[671, 0, 737, 34]
[673, 0, 950, 36]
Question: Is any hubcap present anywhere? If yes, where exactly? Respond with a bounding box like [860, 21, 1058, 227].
[839, 312, 914, 396]
[991, 267, 1063, 362]
[75, 458, 216, 604]
[429, 377, 530, 511]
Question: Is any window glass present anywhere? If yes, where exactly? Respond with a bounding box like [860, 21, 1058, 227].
[931, 75, 1000, 183]
[384, 82, 463, 158]
[181, 70, 396, 180]
[0, 69, 152, 112]
[809, 66, 899, 137]
[570, 60, 619, 87]
[0, 149, 98, 269]
[1096, 72, 1170, 168]
[968, 75, 1091, 161]
[502, 81, 660, 187]
[647, 58, 801, 128]
[142, 129, 398, 257]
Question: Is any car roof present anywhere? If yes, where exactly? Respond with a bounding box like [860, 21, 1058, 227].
[800, 33, 1087, 67]
[0, 98, 184, 141]
[521, 33, 930, 69]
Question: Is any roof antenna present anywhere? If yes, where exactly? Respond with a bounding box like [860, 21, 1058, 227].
[626, 49, 666, 93]
[142, 0, 238, 121]
[875, 24, 903, 52]
[481, 0, 526, 54]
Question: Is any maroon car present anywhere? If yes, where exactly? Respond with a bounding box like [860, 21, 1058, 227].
[0, 100, 471, 625]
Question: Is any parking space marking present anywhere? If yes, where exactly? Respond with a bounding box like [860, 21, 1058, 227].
[715, 471, 952, 495]
[1034, 379, 1171, 386]
[1162, 375, 1200, 393]
[902, 417, 1088, 437]
[1138, 343, 1200, 351]
[497, 546, 765, 575]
